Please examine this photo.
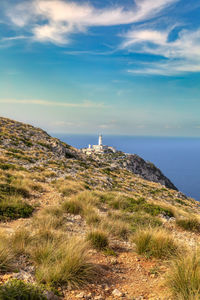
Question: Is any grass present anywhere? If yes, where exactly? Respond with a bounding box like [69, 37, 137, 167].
[176, 217, 200, 232]
[0, 236, 15, 273]
[31, 237, 97, 288]
[87, 230, 109, 250]
[54, 179, 83, 197]
[166, 251, 200, 300]
[94, 192, 174, 218]
[101, 219, 130, 240]
[86, 213, 101, 226]
[0, 279, 46, 300]
[62, 199, 83, 215]
[10, 229, 32, 255]
[133, 228, 180, 259]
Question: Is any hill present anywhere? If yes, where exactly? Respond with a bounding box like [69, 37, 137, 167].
[0, 116, 199, 300]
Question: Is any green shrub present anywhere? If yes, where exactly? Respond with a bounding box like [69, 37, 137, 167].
[0, 163, 16, 171]
[87, 230, 108, 250]
[0, 279, 46, 300]
[176, 217, 200, 232]
[130, 214, 162, 232]
[0, 183, 30, 198]
[166, 251, 200, 300]
[0, 199, 34, 221]
[133, 228, 179, 259]
[104, 194, 174, 218]
[103, 248, 117, 257]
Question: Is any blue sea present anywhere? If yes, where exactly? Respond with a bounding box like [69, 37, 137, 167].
[53, 134, 200, 201]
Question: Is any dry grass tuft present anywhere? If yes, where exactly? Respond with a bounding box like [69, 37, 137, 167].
[101, 219, 130, 240]
[176, 216, 200, 232]
[87, 230, 109, 250]
[166, 250, 200, 300]
[0, 236, 15, 272]
[133, 227, 180, 259]
[32, 237, 97, 288]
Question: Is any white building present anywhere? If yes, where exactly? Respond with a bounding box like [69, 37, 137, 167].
[82, 135, 116, 155]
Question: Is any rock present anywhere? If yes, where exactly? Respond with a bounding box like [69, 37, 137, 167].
[76, 292, 85, 298]
[45, 291, 59, 300]
[112, 289, 123, 297]
[94, 296, 104, 300]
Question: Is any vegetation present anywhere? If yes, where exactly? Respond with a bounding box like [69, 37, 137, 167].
[32, 237, 97, 288]
[176, 217, 200, 232]
[166, 251, 200, 300]
[0, 198, 34, 221]
[0, 279, 46, 300]
[62, 199, 83, 215]
[87, 230, 109, 250]
[0, 117, 200, 299]
[0, 237, 15, 272]
[133, 228, 180, 259]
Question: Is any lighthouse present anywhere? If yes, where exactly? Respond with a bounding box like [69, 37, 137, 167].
[98, 134, 103, 146]
[82, 134, 116, 154]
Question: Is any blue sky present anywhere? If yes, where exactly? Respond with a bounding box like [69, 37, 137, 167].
[0, 0, 200, 136]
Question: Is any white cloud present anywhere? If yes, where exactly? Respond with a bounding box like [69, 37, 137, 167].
[123, 27, 200, 75]
[6, 0, 178, 44]
[0, 99, 106, 108]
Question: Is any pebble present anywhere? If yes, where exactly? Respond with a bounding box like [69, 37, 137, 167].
[94, 296, 104, 300]
[76, 292, 85, 298]
[112, 289, 123, 297]
[44, 291, 59, 300]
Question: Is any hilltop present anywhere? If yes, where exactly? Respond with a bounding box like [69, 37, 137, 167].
[0, 116, 200, 300]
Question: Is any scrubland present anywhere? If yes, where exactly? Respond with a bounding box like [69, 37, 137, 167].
[0, 117, 200, 299]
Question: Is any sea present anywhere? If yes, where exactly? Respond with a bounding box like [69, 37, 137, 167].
[53, 134, 200, 201]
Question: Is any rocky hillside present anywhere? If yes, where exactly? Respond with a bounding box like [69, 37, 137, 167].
[91, 152, 177, 190]
[0, 117, 176, 191]
[0, 116, 200, 300]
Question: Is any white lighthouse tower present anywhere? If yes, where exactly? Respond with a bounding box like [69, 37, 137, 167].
[98, 134, 103, 146]
[82, 134, 116, 154]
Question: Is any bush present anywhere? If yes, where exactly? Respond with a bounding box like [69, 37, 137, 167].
[87, 230, 108, 250]
[33, 237, 97, 288]
[0, 199, 34, 221]
[130, 214, 162, 232]
[0, 183, 30, 198]
[166, 251, 200, 300]
[0, 279, 46, 300]
[133, 228, 179, 259]
[176, 217, 200, 232]
[62, 199, 83, 215]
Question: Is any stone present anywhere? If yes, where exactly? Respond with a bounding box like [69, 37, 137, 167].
[76, 292, 85, 298]
[94, 296, 104, 300]
[45, 291, 59, 300]
[112, 289, 123, 297]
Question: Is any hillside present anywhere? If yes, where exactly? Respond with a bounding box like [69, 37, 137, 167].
[0, 117, 200, 300]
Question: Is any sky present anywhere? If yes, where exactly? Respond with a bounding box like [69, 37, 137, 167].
[0, 0, 200, 136]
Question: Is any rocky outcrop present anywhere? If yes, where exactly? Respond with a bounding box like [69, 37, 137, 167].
[122, 154, 177, 190]
[93, 152, 177, 190]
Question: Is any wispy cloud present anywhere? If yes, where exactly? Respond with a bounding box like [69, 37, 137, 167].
[5, 0, 178, 45]
[0, 99, 106, 108]
[123, 27, 200, 75]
